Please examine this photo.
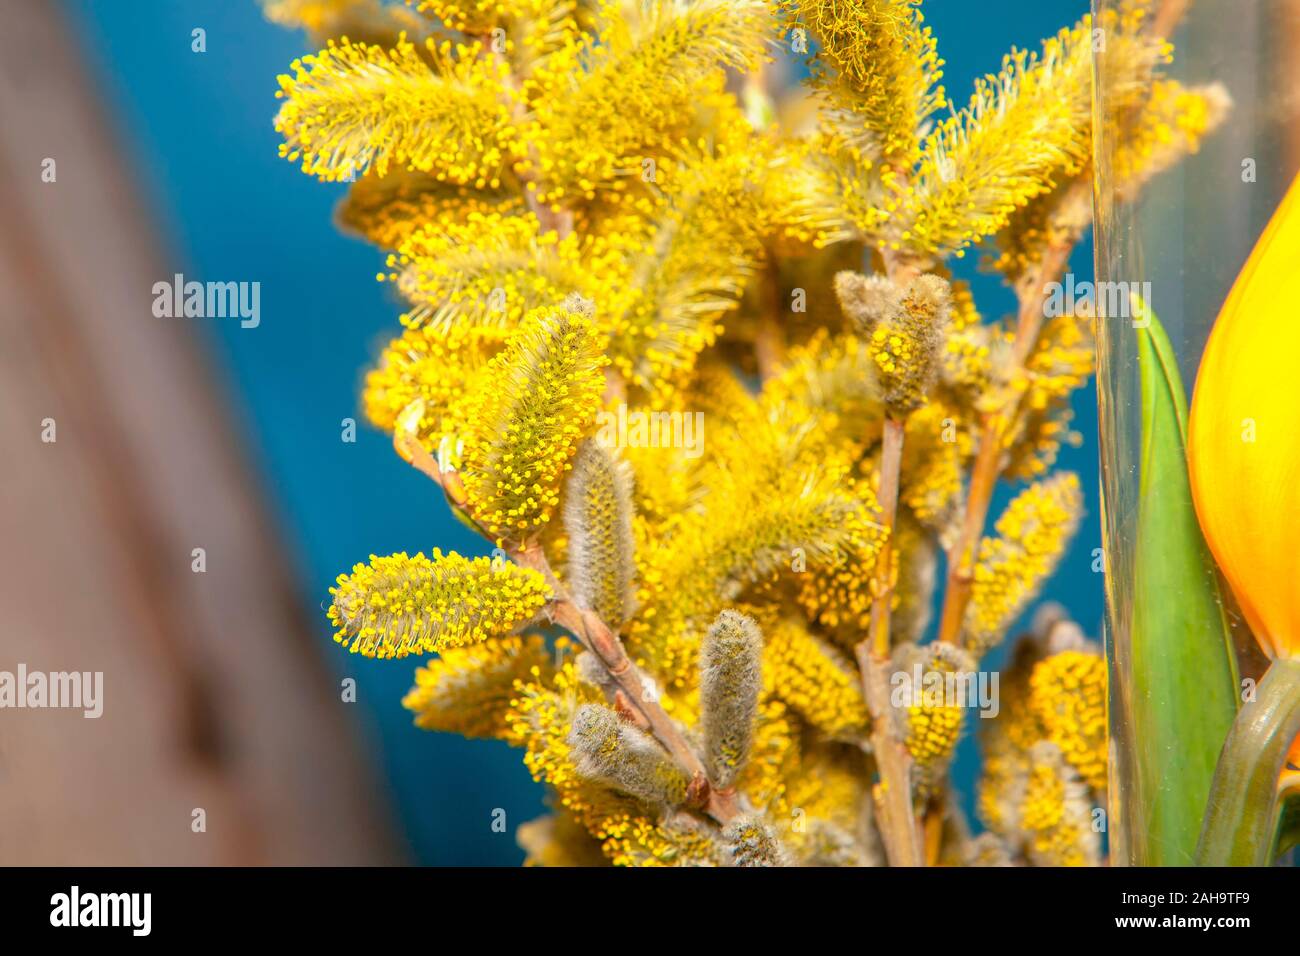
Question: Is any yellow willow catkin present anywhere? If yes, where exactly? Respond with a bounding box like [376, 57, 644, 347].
[698, 610, 764, 789]
[965, 473, 1083, 655]
[777, 0, 945, 164]
[1017, 741, 1100, 867]
[898, 20, 1094, 257]
[402, 633, 554, 737]
[564, 440, 637, 626]
[1028, 650, 1107, 792]
[460, 297, 608, 542]
[762, 620, 869, 740]
[329, 550, 550, 658]
[274, 35, 521, 185]
[895, 641, 975, 784]
[835, 272, 953, 416]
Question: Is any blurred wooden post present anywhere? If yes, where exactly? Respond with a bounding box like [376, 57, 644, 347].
[0, 0, 398, 864]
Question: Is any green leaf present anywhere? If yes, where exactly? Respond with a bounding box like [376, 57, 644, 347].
[1128, 295, 1239, 865]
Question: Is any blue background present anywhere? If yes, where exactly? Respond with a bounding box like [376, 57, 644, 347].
[64, 0, 1096, 864]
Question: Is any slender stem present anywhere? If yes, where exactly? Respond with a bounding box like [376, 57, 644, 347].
[1196, 657, 1300, 866]
[937, 216, 1079, 648]
[856, 643, 924, 867]
[855, 415, 922, 865]
[868, 417, 905, 657]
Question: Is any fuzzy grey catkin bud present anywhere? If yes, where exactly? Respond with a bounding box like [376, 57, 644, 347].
[567, 703, 688, 807]
[801, 820, 872, 867]
[564, 440, 637, 626]
[573, 651, 612, 691]
[699, 610, 763, 789]
[723, 814, 788, 867]
[834, 270, 900, 335]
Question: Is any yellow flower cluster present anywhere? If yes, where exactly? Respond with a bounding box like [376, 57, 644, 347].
[262, 0, 425, 44]
[1018, 742, 1100, 867]
[1028, 650, 1108, 791]
[779, 0, 946, 164]
[460, 301, 608, 542]
[362, 323, 498, 454]
[762, 620, 870, 741]
[523, 0, 770, 206]
[897, 643, 974, 781]
[387, 210, 629, 332]
[506, 662, 723, 866]
[329, 550, 551, 658]
[402, 633, 553, 737]
[965, 473, 1083, 654]
[1112, 79, 1230, 200]
[977, 627, 1106, 865]
[274, 36, 520, 186]
[1004, 311, 1094, 479]
[339, 168, 525, 251]
[410, 0, 554, 35]
[897, 20, 1093, 257]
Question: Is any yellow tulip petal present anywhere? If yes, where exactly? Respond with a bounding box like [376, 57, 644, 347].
[1189, 171, 1300, 660]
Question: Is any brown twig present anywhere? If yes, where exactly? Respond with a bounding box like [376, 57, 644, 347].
[867, 417, 906, 657]
[394, 430, 740, 825]
[935, 183, 1087, 649]
[856, 643, 924, 867]
[854, 414, 922, 865]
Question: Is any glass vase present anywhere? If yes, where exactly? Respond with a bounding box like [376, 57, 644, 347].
[1093, 0, 1300, 865]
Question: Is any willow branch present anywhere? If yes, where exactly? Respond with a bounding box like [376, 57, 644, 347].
[394, 430, 740, 825]
[937, 181, 1088, 649]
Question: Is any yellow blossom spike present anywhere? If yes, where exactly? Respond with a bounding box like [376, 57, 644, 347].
[526, 0, 771, 206]
[506, 663, 722, 865]
[836, 271, 952, 417]
[516, 812, 610, 868]
[894, 641, 975, 789]
[409, 0, 560, 36]
[1016, 741, 1101, 867]
[1189, 171, 1300, 661]
[762, 619, 869, 741]
[1113, 80, 1230, 202]
[965, 473, 1083, 655]
[362, 323, 499, 454]
[777, 0, 945, 164]
[1028, 649, 1107, 792]
[898, 20, 1093, 257]
[1003, 309, 1093, 480]
[609, 148, 765, 394]
[460, 297, 608, 542]
[328, 549, 550, 658]
[274, 35, 521, 185]
[402, 633, 553, 736]
[338, 166, 525, 251]
[389, 210, 627, 331]
[261, 0, 426, 45]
